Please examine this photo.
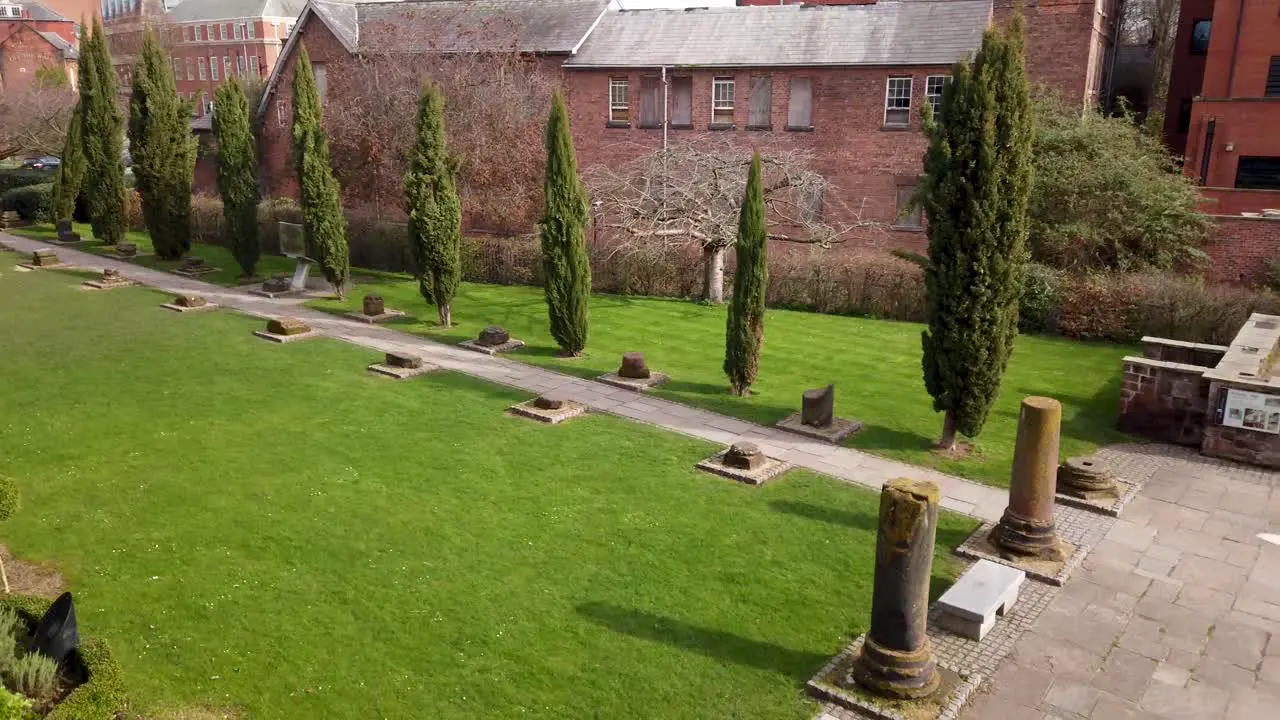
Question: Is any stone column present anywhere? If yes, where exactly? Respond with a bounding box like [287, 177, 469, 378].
[850, 478, 941, 700]
[993, 396, 1063, 558]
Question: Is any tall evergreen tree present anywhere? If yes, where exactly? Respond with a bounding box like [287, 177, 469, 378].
[919, 18, 1034, 450]
[78, 18, 126, 245]
[291, 45, 349, 296]
[128, 28, 197, 260]
[50, 103, 85, 223]
[405, 81, 462, 327]
[214, 78, 260, 278]
[539, 91, 590, 356]
[724, 153, 767, 396]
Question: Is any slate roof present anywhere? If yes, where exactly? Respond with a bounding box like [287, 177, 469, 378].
[23, 2, 70, 22]
[36, 29, 76, 58]
[565, 1, 993, 68]
[166, 0, 309, 22]
[353, 0, 610, 55]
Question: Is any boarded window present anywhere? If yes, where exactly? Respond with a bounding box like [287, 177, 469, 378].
[1236, 157, 1280, 190]
[1267, 56, 1280, 97]
[638, 75, 661, 128]
[671, 76, 692, 127]
[748, 76, 772, 128]
[894, 185, 922, 228]
[787, 77, 812, 128]
[313, 63, 328, 104]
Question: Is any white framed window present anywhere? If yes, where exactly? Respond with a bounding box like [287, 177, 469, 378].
[223, 55, 232, 78]
[236, 54, 245, 75]
[223, 23, 231, 40]
[608, 76, 629, 123]
[313, 62, 327, 104]
[209, 55, 219, 81]
[249, 55, 259, 76]
[884, 76, 912, 126]
[7, 7, 19, 17]
[925, 75, 948, 120]
[185, 58, 193, 81]
[712, 77, 735, 125]
[198, 56, 207, 80]
[234, 23, 243, 40]
[172, 58, 180, 76]
[247, 22, 255, 39]
[205, 24, 212, 41]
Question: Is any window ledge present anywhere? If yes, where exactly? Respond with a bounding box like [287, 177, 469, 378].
[785, 125, 815, 132]
[745, 125, 772, 131]
[669, 124, 694, 130]
[605, 121, 631, 129]
[880, 124, 911, 132]
[637, 123, 663, 130]
[890, 224, 925, 232]
[708, 123, 737, 131]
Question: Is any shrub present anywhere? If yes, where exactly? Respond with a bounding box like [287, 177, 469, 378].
[1019, 263, 1064, 335]
[8, 654, 56, 701]
[0, 170, 54, 195]
[1265, 257, 1280, 293]
[123, 190, 144, 231]
[0, 687, 31, 720]
[0, 185, 52, 223]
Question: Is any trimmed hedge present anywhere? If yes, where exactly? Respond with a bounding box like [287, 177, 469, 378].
[0, 184, 52, 222]
[0, 594, 126, 720]
[0, 169, 55, 195]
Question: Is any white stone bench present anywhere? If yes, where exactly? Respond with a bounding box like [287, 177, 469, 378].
[936, 559, 1025, 641]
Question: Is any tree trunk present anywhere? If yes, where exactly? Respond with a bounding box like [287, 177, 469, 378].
[937, 410, 958, 451]
[703, 245, 725, 304]
[438, 302, 452, 328]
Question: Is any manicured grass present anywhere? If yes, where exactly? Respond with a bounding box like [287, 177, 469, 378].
[309, 276, 1133, 487]
[0, 262, 976, 719]
[9, 222, 295, 287]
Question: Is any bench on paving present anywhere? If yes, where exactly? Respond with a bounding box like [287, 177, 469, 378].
[935, 558, 1025, 641]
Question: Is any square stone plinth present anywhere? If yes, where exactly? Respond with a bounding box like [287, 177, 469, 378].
[367, 361, 437, 380]
[81, 278, 135, 290]
[161, 301, 219, 313]
[247, 286, 302, 299]
[597, 372, 669, 392]
[173, 265, 221, 277]
[807, 636, 981, 720]
[17, 260, 67, 270]
[775, 412, 864, 443]
[458, 338, 526, 356]
[252, 328, 319, 344]
[344, 309, 407, 324]
[1054, 477, 1140, 517]
[508, 399, 587, 424]
[695, 450, 792, 486]
[955, 523, 1084, 587]
[53, 234, 83, 245]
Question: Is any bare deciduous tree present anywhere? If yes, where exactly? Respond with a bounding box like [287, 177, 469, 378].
[0, 84, 76, 160]
[585, 136, 882, 303]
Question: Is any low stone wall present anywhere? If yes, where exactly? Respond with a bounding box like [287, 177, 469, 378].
[1140, 336, 1229, 368]
[1118, 357, 1212, 446]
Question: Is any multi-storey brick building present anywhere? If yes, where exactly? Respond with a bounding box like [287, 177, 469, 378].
[255, 0, 1118, 249]
[0, 2, 79, 91]
[1165, 0, 1280, 214]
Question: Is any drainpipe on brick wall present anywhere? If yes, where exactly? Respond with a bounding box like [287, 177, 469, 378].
[661, 65, 668, 151]
[1199, 118, 1216, 185]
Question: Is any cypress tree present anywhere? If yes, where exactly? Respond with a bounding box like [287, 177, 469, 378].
[128, 28, 197, 260]
[539, 91, 590, 356]
[50, 103, 85, 223]
[291, 45, 349, 297]
[724, 153, 767, 396]
[405, 81, 462, 327]
[78, 18, 126, 245]
[214, 78, 260, 278]
[919, 19, 1034, 450]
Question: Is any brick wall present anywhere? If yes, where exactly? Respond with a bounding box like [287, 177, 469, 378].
[1117, 357, 1212, 445]
[0, 24, 69, 92]
[1203, 215, 1280, 285]
[994, 0, 1111, 110]
[1141, 337, 1229, 367]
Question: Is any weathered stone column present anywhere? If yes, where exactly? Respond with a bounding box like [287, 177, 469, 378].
[850, 478, 941, 700]
[993, 396, 1063, 558]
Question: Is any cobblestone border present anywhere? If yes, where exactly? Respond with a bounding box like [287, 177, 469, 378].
[597, 371, 669, 392]
[508, 399, 587, 424]
[695, 451, 791, 486]
[252, 329, 320, 344]
[344, 309, 407, 324]
[1054, 476, 1140, 517]
[459, 338, 527, 356]
[172, 266, 221, 278]
[81, 279, 135, 290]
[775, 413, 864, 444]
[247, 287, 304, 299]
[160, 302, 220, 313]
[807, 636, 981, 720]
[367, 362, 437, 380]
[955, 523, 1085, 586]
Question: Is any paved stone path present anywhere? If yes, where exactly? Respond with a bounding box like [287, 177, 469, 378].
[960, 445, 1280, 720]
[2, 234, 1008, 520]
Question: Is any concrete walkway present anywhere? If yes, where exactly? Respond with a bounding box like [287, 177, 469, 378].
[3, 234, 1008, 520]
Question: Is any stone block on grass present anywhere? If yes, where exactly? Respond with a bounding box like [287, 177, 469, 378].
[344, 294, 406, 324]
[509, 395, 586, 424]
[368, 352, 435, 379]
[696, 441, 791, 485]
[598, 353, 668, 391]
[459, 326, 525, 355]
[253, 317, 317, 343]
[81, 268, 134, 290]
[161, 294, 218, 312]
[775, 384, 863, 443]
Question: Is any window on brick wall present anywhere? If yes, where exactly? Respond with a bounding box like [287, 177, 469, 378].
[223, 23, 231, 40]
[249, 55, 259, 76]
[638, 75, 661, 128]
[1267, 57, 1280, 97]
[748, 75, 772, 129]
[234, 23, 243, 40]
[314, 62, 327, 104]
[925, 75, 948, 120]
[671, 76, 692, 127]
[1190, 19, 1211, 55]
[198, 56, 207, 80]
[787, 77, 812, 129]
[223, 55, 231, 78]
[608, 76, 629, 124]
[237, 54, 246, 76]
[209, 55, 218, 81]
[247, 22, 255, 39]
[712, 77, 735, 126]
[1236, 157, 1280, 190]
[205, 24, 211, 41]
[894, 184, 922, 229]
[884, 77, 912, 127]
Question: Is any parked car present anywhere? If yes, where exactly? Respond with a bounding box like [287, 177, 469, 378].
[21, 156, 60, 170]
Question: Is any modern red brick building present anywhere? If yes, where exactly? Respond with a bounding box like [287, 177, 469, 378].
[0, 2, 79, 91]
[1165, 0, 1280, 214]
[255, 0, 1119, 249]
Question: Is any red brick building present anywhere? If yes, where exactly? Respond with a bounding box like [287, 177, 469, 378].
[1165, 0, 1280, 214]
[256, 0, 1118, 249]
[0, 2, 79, 91]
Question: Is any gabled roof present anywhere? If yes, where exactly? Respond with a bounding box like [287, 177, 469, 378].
[23, 2, 70, 22]
[36, 29, 75, 58]
[166, 0, 308, 22]
[565, 1, 993, 68]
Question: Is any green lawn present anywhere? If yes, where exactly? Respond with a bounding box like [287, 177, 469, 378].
[9, 222, 295, 287]
[0, 259, 975, 719]
[308, 276, 1133, 487]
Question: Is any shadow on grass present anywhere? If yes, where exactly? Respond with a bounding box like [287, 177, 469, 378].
[846, 425, 938, 454]
[767, 500, 878, 533]
[575, 602, 827, 681]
